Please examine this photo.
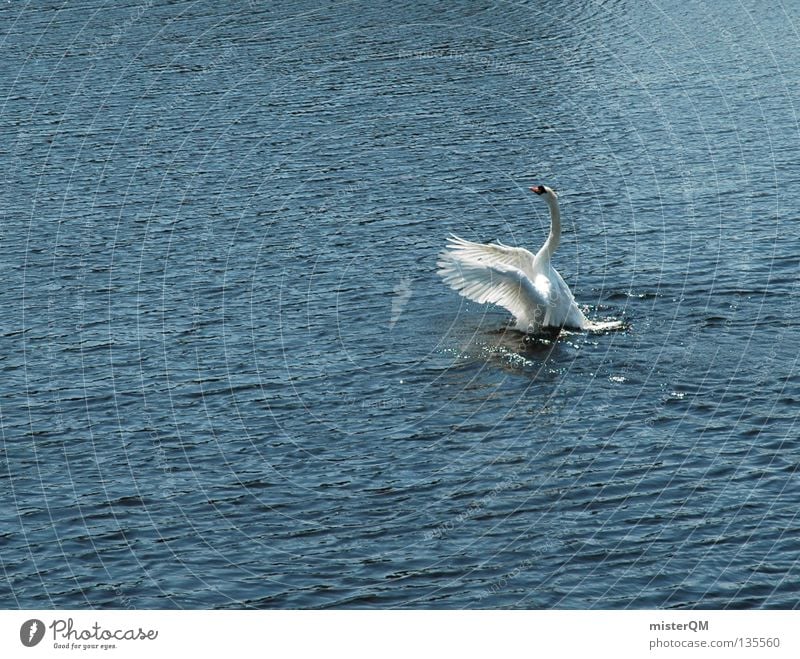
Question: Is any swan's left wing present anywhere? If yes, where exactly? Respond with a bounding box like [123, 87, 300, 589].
[437, 251, 548, 329]
[444, 235, 537, 280]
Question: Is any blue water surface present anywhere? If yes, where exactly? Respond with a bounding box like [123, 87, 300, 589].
[1, 0, 799, 608]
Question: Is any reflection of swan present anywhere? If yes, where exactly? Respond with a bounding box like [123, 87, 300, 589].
[437, 185, 623, 336]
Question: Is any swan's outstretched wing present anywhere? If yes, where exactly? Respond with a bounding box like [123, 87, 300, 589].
[444, 234, 537, 280]
[437, 251, 548, 329]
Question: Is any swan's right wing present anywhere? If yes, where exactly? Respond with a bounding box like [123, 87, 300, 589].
[437, 251, 548, 329]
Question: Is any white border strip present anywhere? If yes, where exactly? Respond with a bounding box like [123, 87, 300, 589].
[1, 610, 797, 658]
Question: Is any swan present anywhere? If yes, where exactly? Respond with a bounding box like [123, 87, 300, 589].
[437, 185, 623, 336]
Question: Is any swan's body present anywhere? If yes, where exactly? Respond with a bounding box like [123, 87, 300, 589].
[437, 185, 622, 336]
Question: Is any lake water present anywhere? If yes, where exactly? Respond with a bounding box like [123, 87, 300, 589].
[2, 0, 799, 608]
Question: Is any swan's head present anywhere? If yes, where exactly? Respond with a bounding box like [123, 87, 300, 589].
[530, 185, 557, 199]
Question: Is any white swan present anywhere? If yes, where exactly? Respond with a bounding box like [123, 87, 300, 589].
[437, 185, 623, 336]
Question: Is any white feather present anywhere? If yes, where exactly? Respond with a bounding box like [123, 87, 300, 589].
[437, 252, 549, 331]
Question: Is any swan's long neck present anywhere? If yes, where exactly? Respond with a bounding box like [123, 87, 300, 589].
[542, 195, 561, 256]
